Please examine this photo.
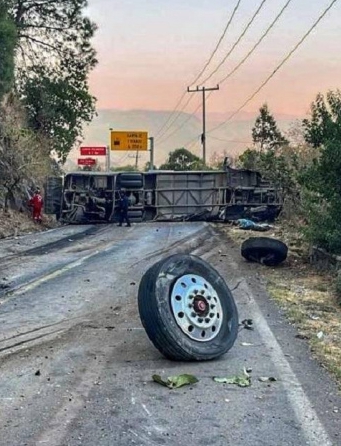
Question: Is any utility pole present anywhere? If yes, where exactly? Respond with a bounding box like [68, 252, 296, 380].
[187, 85, 219, 165]
[149, 137, 154, 170]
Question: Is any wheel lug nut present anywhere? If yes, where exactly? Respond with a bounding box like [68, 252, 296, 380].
[198, 318, 203, 323]
[188, 304, 193, 308]
[191, 312, 197, 318]
[205, 318, 210, 323]
[209, 313, 214, 318]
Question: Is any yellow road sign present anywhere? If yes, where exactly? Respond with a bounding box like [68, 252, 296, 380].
[110, 131, 148, 151]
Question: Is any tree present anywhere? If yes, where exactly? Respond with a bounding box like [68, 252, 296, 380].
[302, 90, 341, 148]
[236, 148, 260, 170]
[209, 150, 234, 169]
[0, 3, 17, 101]
[7, 0, 97, 161]
[298, 91, 341, 253]
[159, 148, 205, 171]
[252, 104, 288, 151]
[22, 68, 96, 162]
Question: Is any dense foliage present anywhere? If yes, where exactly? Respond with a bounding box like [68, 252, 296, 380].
[237, 92, 341, 254]
[299, 91, 341, 253]
[0, 2, 17, 101]
[160, 148, 206, 171]
[252, 103, 288, 151]
[5, 0, 97, 160]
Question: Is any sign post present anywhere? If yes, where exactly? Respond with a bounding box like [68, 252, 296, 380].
[149, 137, 154, 170]
[78, 158, 96, 166]
[80, 147, 106, 156]
[110, 131, 148, 151]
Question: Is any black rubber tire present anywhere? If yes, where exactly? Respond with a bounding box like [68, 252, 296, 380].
[138, 254, 239, 361]
[127, 209, 144, 218]
[241, 237, 288, 266]
[118, 173, 143, 181]
[117, 173, 144, 189]
[117, 179, 143, 189]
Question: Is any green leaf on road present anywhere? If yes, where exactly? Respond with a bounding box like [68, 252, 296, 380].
[152, 374, 199, 389]
[152, 375, 169, 387]
[213, 368, 251, 387]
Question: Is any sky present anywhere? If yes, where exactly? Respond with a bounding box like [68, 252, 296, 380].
[86, 0, 341, 119]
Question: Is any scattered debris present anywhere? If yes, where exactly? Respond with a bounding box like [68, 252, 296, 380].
[241, 342, 254, 346]
[240, 319, 254, 330]
[152, 374, 199, 389]
[35, 370, 41, 376]
[130, 282, 136, 286]
[258, 377, 277, 383]
[295, 334, 309, 340]
[213, 368, 251, 388]
[241, 237, 288, 267]
[317, 331, 324, 340]
[232, 219, 273, 232]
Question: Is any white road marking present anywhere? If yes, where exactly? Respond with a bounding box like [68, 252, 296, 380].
[3, 249, 102, 299]
[200, 247, 333, 444]
[142, 403, 151, 417]
[231, 273, 333, 446]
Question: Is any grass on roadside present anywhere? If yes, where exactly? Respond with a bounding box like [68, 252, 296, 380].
[222, 223, 341, 388]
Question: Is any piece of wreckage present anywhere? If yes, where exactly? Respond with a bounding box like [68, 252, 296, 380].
[43, 167, 283, 224]
[138, 254, 239, 361]
[241, 237, 288, 267]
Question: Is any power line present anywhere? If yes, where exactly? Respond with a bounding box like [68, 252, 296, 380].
[154, 91, 188, 139]
[155, 94, 195, 141]
[187, 85, 220, 164]
[217, 0, 293, 85]
[208, 135, 252, 144]
[190, 0, 243, 87]
[154, 1, 242, 140]
[157, 101, 202, 145]
[208, 0, 339, 135]
[199, 0, 269, 86]
[156, 0, 269, 143]
[156, 0, 289, 145]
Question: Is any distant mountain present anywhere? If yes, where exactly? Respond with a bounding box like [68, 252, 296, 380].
[65, 109, 302, 170]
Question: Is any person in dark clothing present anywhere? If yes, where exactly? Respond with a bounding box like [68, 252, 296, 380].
[117, 190, 131, 227]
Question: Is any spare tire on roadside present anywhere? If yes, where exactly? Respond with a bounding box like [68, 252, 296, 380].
[241, 237, 288, 266]
[138, 254, 239, 361]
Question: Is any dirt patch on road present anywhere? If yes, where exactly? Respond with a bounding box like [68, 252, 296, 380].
[0, 210, 57, 239]
[221, 223, 341, 388]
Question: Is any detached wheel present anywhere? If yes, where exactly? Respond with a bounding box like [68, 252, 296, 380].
[138, 254, 239, 361]
[241, 237, 288, 266]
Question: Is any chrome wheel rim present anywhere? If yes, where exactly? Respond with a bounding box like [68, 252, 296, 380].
[170, 274, 223, 342]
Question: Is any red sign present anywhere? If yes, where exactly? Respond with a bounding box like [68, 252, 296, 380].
[78, 158, 96, 166]
[80, 146, 107, 156]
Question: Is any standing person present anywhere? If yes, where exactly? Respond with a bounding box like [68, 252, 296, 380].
[117, 190, 131, 227]
[28, 188, 43, 223]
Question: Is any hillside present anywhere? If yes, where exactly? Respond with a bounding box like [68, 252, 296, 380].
[65, 109, 301, 170]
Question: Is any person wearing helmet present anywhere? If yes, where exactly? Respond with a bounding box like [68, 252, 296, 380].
[28, 188, 43, 223]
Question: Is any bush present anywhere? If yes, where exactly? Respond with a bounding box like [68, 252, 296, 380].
[334, 271, 341, 305]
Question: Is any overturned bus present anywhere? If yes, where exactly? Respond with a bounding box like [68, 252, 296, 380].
[44, 168, 283, 224]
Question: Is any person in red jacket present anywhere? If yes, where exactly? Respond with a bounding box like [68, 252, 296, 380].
[28, 188, 43, 223]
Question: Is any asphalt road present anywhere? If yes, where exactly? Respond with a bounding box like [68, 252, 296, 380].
[0, 223, 340, 446]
